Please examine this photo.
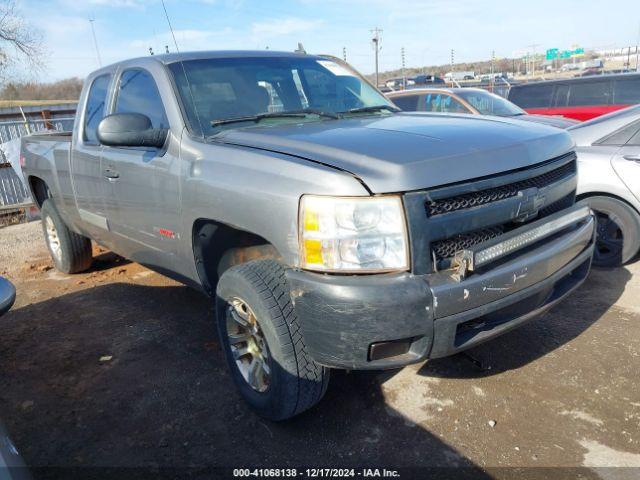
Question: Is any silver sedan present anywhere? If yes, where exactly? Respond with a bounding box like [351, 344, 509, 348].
[570, 105, 640, 266]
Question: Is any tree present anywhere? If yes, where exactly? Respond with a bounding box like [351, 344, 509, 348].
[0, 0, 43, 80]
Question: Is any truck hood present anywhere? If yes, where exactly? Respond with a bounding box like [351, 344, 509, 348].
[213, 112, 575, 193]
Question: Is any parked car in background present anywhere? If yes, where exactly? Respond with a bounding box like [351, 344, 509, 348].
[0, 421, 30, 480]
[388, 88, 578, 128]
[508, 73, 640, 121]
[0, 276, 15, 316]
[0, 278, 27, 480]
[22, 51, 595, 420]
[412, 74, 445, 85]
[568, 105, 640, 266]
[385, 77, 415, 90]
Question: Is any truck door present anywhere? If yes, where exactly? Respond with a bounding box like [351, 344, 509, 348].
[100, 67, 180, 269]
[70, 73, 112, 243]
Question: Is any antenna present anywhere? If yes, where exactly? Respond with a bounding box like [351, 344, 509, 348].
[159, 0, 204, 137]
[161, 0, 180, 53]
[88, 15, 102, 67]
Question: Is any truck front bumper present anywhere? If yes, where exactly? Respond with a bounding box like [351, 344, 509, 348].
[286, 207, 595, 370]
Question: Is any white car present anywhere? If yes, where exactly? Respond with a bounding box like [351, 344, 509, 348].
[569, 105, 640, 266]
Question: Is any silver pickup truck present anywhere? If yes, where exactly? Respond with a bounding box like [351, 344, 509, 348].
[21, 51, 596, 420]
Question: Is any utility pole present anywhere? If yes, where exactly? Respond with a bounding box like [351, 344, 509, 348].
[371, 27, 382, 87]
[88, 15, 102, 67]
[490, 50, 495, 92]
[526, 44, 540, 78]
[401, 47, 406, 89]
[636, 22, 640, 71]
[342, 46, 347, 62]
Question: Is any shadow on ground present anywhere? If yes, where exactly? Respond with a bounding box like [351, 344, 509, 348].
[0, 278, 488, 477]
[1, 254, 629, 478]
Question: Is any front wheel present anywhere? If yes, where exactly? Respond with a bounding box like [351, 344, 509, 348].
[215, 260, 329, 420]
[577, 195, 640, 267]
[40, 199, 93, 274]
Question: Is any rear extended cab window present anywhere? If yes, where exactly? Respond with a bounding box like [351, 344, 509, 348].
[83, 74, 112, 144]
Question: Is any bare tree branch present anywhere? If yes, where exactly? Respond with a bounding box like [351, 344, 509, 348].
[0, 0, 44, 80]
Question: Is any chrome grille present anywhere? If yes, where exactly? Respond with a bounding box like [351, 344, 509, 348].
[425, 160, 576, 217]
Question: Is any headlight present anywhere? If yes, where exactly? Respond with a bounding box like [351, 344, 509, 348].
[299, 195, 409, 273]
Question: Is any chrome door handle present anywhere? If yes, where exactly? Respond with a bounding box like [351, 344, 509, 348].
[103, 168, 120, 179]
[623, 154, 640, 162]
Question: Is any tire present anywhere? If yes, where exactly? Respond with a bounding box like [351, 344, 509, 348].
[577, 195, 640, 267]
[215, 260, 329, 420]
[40, 199, 93, 274]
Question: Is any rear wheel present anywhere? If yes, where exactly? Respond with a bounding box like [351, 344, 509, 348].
[41, 199, 93, 274]
[215, 260, 329, 420]
[577, 195, 640, 267]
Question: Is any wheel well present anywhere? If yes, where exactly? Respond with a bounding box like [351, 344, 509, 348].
[192, 219, 282, 294]
[28, 176, 49, 208]
[576, 191, 640, 217]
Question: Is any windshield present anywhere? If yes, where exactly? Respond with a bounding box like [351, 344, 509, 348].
[167, 56, 394, 136]
[454, 89, 525, 117]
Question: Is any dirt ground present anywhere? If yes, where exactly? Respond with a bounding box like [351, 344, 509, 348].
[1, 221, 639, 479]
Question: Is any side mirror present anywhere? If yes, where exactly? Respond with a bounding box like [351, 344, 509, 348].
[97, 113, 168, 149]
[0, 276, 16, 317]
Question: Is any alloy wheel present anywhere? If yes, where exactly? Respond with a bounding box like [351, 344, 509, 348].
[226, 297, 271, 392]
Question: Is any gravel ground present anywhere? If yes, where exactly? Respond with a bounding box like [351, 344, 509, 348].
[1, 221, 639, 479]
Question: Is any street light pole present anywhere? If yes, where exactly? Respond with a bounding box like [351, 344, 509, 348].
[371, 27, 382, 87]
[636, 21, 640, 72]
[401, 47, 406, 89]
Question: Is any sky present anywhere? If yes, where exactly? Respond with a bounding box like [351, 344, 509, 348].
[18, 0, 640, 81]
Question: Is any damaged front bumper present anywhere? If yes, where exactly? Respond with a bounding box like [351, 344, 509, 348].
[287, 205, 595, 370]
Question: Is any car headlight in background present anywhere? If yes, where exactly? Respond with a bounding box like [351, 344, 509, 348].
[299, 195, 409, 273]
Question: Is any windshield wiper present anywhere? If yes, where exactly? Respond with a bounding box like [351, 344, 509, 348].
[341, 105, 400, 115]
[211, 109, 339, 127]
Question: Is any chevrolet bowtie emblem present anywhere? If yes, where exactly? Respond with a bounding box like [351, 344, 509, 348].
[514, 187, 545, 223]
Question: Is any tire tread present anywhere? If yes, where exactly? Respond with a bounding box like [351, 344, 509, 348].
[219, 260, 329, 419]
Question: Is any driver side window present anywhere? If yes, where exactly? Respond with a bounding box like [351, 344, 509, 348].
[115, 69, 169, 129]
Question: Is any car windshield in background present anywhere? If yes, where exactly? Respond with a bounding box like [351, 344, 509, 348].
[455, 90, 526, 117]
[168, 56, 394, 136]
